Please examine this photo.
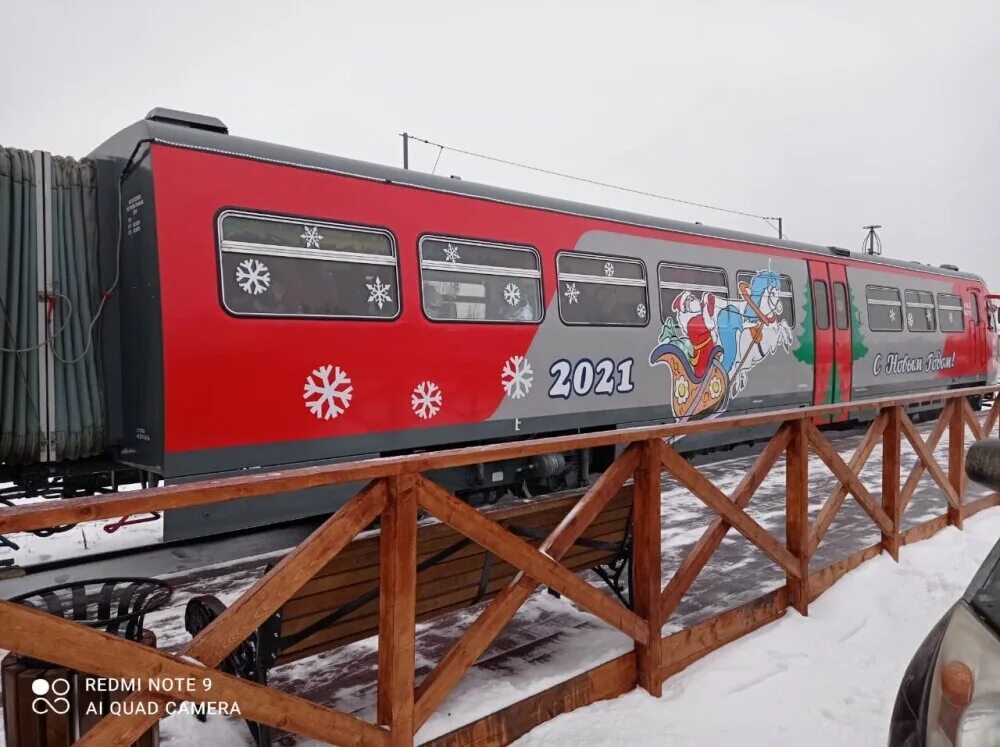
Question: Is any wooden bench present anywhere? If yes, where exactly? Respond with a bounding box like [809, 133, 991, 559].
[184, 486, 633, 745]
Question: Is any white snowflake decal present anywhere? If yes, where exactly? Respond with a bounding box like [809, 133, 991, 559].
[501, 355, 533, 399]
[503, 282, 521, 307]
[604, 262, 615, 277]
[907, 312, 914, 328]
[366, 276, 393, 310]
[948, 310, 955, 324]
[888, 307, 896, 322]
[303, 365, 353, 420]
[301, 225, 324, 249]
[235, 258, 271, 295]
[636, 303, 647, 319]
[411, 381, 442, 419]
[563, 282, 580, 304]
[444, 243, 461, 263]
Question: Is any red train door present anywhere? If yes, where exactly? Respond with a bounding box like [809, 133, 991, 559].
[807, 261, 835, 419]
[967, 287, 984, 373]
[828, 265, 853, 421]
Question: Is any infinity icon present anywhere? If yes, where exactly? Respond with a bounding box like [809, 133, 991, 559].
[31, 678, 71, 715]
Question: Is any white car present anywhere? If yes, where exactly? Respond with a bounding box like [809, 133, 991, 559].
[889, 438, 1000, 746]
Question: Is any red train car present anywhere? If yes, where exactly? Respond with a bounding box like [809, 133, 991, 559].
[4, 109, 994, 541]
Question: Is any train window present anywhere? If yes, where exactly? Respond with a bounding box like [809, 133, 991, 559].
[558, 253, 649, 326]
[736, 271, 796, 327]
[904, 290, 936, 332]
[217, 211, 400, 319]
[833, 282, 849, 330]
[866, 286, 903, 332]
[658, 263, 727, 323]
[938, 293, 965, 332]
[812, 280, 830, 330]
[970, 292, 981, 325]
[419, 236, 542, 323]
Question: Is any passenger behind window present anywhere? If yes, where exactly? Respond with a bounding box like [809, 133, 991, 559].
[424, 284, 457, 320]
[505, 299, 535, 322]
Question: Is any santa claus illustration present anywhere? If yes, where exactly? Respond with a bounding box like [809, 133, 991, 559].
[672, 290, 721, 379]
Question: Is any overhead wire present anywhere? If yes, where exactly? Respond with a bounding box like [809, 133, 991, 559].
[406, 134, 784, 234]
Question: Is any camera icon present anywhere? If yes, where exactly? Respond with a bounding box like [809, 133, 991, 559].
[30, 678, 71, 715]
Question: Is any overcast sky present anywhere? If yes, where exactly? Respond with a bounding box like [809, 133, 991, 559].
[2, 1, 998, 289]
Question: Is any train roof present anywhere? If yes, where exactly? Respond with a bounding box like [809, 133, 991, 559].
[92, 108, 984, 285]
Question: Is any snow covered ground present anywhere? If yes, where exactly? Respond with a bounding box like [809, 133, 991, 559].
[514, 508, 1000, 747]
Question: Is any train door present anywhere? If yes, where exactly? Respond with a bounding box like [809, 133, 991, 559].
[988, 295, 1000, 385]
[828, 265, 853, 421]
[807, 261, 835, 417]
[967, 288, 985, 374]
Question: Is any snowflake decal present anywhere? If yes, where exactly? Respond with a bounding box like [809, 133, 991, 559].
[301, 225, 324, 249]
[501, 355, 533, 399]
[925, 309, 934, 325]
[563, 282, 580, 304]
[366, 276, 393, 310]
[303, 365, 353, 420]
[235, 258, 271, 295]
[636, 303, 647, 319]
[504, 282, 521, 307]
[888, 307, 896, 322]
[444, 243, 461, 263]
[948, 310, 955, 324]
[907, 312, 914, 328]
[604, 262, 615, 277]
[411, 381, 442, 419]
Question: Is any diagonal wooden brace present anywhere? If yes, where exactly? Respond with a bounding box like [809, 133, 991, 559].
[653, 440, 801, 579]
[899, 410, 962, 510]
[899, 401, 953, 515]
[804, 420, 892, 546]
[808, 412, 888, 555]
[659, 423, 793, 626]
[0, 601, 389, 747]
[412, 445, 640, 729]
[986, 395, 1000, 436]
[963, 397, 987, 441]
[415, 475, 649, 644]
[75, 480, 388, 745]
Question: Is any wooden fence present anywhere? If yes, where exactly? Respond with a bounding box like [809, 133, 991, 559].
[0, 385, 999, 746]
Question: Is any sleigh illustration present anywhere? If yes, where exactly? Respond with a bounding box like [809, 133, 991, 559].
[649, 342, 730, 420]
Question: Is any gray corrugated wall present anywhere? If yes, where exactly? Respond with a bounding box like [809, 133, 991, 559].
[50, 155, 103, 460]
[0, 146, 105, 465]
[0, 148, 40, 464]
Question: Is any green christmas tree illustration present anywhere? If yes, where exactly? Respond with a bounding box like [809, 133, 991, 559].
[848, 286, 869, 361]
[793, 283, 814, 366]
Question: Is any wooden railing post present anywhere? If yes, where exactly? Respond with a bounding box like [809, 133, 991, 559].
[882, 406, 901, 560]
[632, 439, 663, 696]
[378, 474, 418, 745]
[949, 399, 965, 529]
[785, 418, 809, 615]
